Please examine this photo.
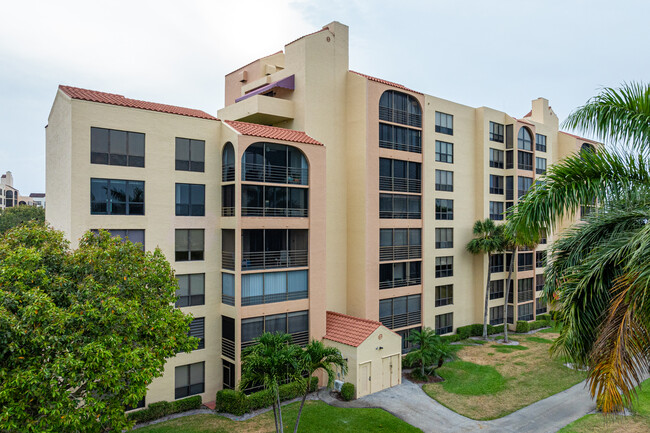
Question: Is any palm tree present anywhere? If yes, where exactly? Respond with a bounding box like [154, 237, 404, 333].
[292, 341, 347, 433]
[239, 332, 303, 433]
[466, 219, 507, 339]
[404, 327, 457, 379]
[508, 82, 650, 413]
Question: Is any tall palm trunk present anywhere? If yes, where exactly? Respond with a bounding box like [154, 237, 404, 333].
[503, 248, 515, 343]
[273, 402, 279, 433]
[483, 265, 492, 339]
[293, 378, 311, 433]
[276, 390, 284, 433]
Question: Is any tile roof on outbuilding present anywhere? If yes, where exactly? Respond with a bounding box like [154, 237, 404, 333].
[224, 120, 323, 145]
[58, 85, 218, 120]
[324, 311, 384, 347]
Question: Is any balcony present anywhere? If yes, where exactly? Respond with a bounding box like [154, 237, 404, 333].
[242, 250, 308, 270]
[218, 94, 294, 124]
[379, 245, 421, 261]
[242, 162, 308, 185]
[379, 276, 421, 290]
[379, 176, 421, 194]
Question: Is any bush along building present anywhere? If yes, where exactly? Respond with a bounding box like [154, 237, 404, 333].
[46, 21, 597, 405]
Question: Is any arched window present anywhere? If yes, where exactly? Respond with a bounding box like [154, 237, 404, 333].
[222, 142, 235, 182]
[379, 90, 422, 128]
[581, 143, 594, 154]
[241, 143, 308, 185]
[517, 127, 532, 151]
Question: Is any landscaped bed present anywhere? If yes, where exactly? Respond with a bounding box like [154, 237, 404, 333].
[134, 400, 422, 433]
[557, 379, 650, 433]
[422, 331, 586, 420]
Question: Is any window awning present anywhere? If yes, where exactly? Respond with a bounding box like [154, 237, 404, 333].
[235, 75, 295, 103]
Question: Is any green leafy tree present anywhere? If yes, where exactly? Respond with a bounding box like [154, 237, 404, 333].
[293, 340, 347, 433]
[404, 327, 457, 379]
[0, 225, 197, 432]
[0, 205, 44, 233]
[466, 219, 506, 339]
[508, 82, 650, 413]
[239, 332, 303, 433]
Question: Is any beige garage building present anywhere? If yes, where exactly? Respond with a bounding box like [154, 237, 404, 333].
[323, 311, 402, 398]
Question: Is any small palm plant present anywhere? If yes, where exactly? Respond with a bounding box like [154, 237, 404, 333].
[404, 327, 457, 380]
[239, 332, 302, 433]
[466, 219, 506, 339]
[292, 340, 347, 433]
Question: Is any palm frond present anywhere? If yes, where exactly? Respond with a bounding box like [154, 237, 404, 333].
[563, 82, 650, 151]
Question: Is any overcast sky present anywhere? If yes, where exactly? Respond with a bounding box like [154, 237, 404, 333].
[1, 0, 648, 195]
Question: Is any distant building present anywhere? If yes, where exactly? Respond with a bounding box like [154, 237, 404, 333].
[0, 171, 19, 210]
[29, 193, 46, 208]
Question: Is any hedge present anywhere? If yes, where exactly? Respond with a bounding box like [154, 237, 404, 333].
[455, 323, 505, 339]
[216, 377, 319, 415]
[128, 395, 202, 423]
[341, 382, 355, 401]
[516, 318, 551, 333]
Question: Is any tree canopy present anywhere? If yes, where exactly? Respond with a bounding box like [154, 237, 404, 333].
[0, 225, 196, 432]
[0, 205, 44, 234]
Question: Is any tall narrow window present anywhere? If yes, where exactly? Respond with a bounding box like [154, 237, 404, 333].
[222, 142, 235, 181]
[188, 318, 205, 350]
[535, 134, 547, 152]
[222, 273, 235, 306]
[490, 148, 504, 168]
[490, 201, 504, 220]
[490, 175, 504, 194]
[517, 127, 532, 151]
[518, 176, 533, 198]
[536, 157, 547, 175]
[435, 313, 453, 335]
[489, 122, 504, 142]
[435, 112, 453, 135]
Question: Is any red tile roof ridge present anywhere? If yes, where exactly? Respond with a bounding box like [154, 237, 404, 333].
[515, 118, 534, 126]
[560, 131, 598, 143]
[350, 71, 423, 95]
[285, 26, 331, 46]
[523, 110, 532, 118]
[327, 310, 383, 327]
[223, 120, 323, 145]
[58, 85, 218, 120]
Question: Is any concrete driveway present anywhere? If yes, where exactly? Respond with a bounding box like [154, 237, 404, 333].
[319, 378, 597, 433]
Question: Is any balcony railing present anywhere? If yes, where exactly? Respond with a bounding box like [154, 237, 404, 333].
[242, 207, 308, 218]
[222, 251, 235, 270]
[379, 107, 422, 128]
[242, 250, 308, 270]
[222, 164, 235, 182]
[242, 330, 309, 351]
[242, 163, 308, 185]
[379, 176, 421, 194]
[222, 294, 235, 306]
[379, 210, 421, 219]
[222, 207, 235, 217]
[379, 245, 421, 261]
[241, 290, 308, 307]
[380, 311, 421, 330]
[379, 140, 421, 154]
[379, 276, 421, 290]
[222, 338, 235, 360]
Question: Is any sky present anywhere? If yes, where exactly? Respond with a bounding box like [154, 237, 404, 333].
[1, 0, 648, 195]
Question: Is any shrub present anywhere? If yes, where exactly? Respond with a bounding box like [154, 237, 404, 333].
[147, 401, 173, 419]
[308, 376, 319, 392]
[536, 314, 551, 324]
[248, 389, 273, 411]
[516, 321, 530, 333]
[402, 356, 415, 368]
[341, 382, 355, 401]
[216, 389, 248, 416]
[441, 334, 461, 343]
[489, 324, 504, 334]
[172, 396, 202, 412]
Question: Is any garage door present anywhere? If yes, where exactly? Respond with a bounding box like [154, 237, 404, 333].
[382, 354, 400, 389]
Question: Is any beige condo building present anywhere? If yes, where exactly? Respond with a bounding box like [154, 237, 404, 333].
[46, 21, 597, 405]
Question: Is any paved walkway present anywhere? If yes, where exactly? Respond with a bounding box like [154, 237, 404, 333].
[319, 378, 597, 433]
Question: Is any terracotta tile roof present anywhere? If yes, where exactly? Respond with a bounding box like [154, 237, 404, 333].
[324, 311, 384, 347]
[523, 110, 532, 118]
[350, 71, 423, 95]
[560, 131, 598, 143]
[224, 120, 323, 145]
[58, 85, 218, 120]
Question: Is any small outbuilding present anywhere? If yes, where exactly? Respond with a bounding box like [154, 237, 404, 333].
[323, 311, 402, 398]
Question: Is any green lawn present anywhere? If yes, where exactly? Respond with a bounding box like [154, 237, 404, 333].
[423, 332, 585, 420]
[135, 400, 421, 433]
[558, 379, 650, 433]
